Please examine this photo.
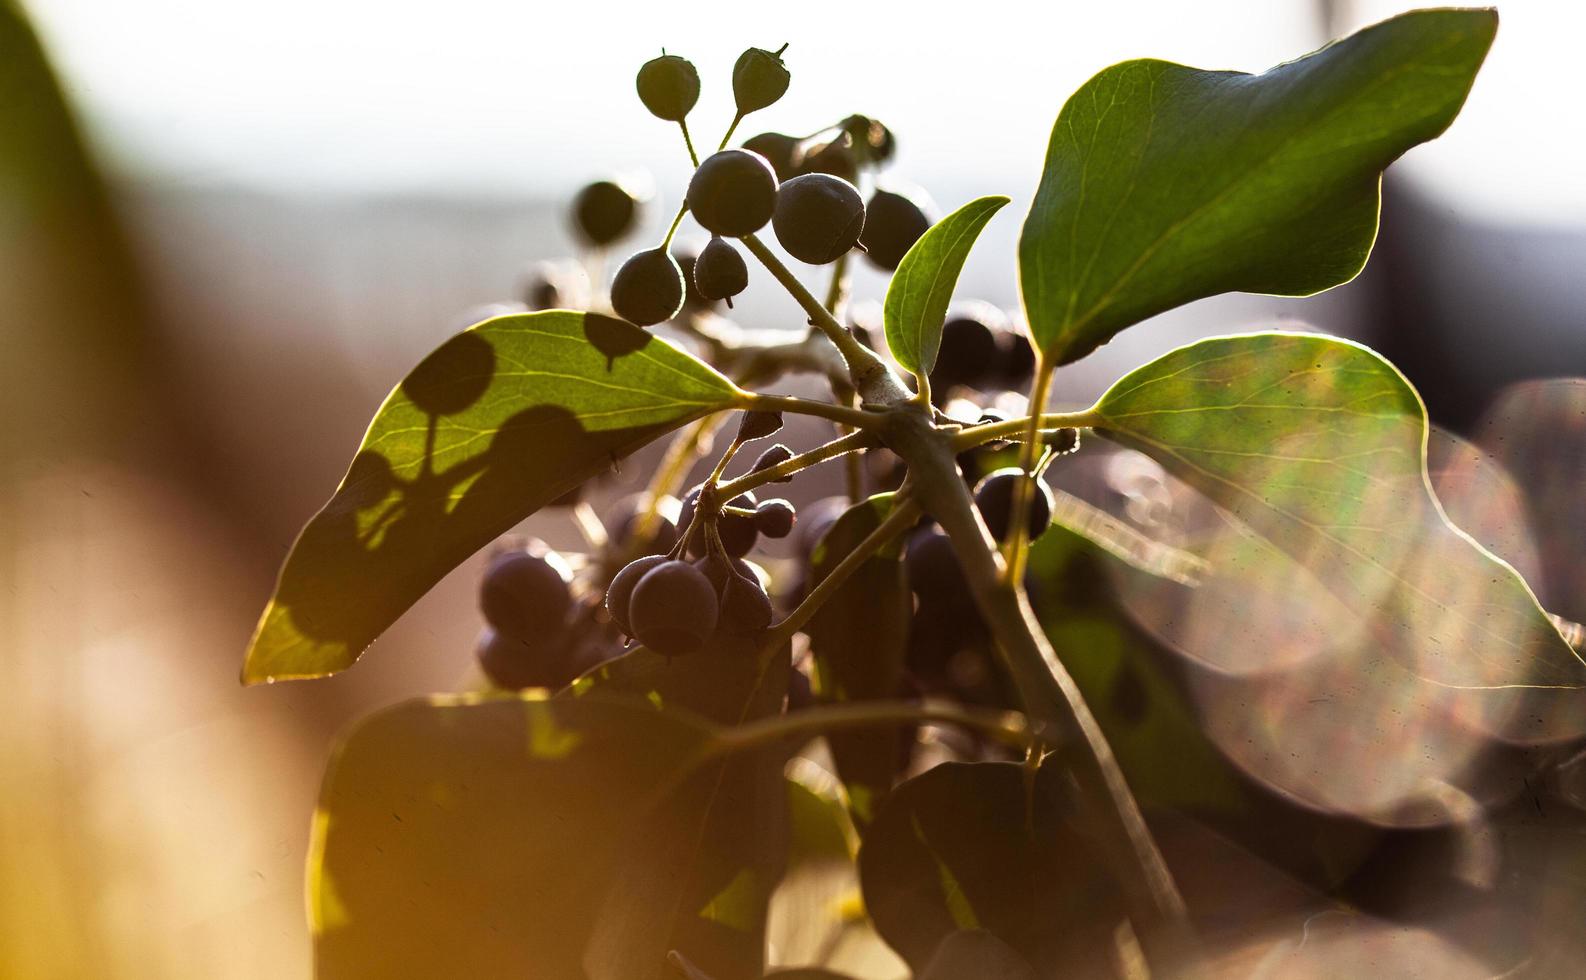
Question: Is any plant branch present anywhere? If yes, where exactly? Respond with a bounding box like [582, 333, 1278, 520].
[949, 410, 1101, 451]
[761, 493, 921, 651]
[1004, 361, 1055, 584]
[879, 409, 1198, 974]
[744, 391, 882, 430]
[710, 697, 1034, 758]
[739, 233, 911, 406]
[714, 429, 877, 501]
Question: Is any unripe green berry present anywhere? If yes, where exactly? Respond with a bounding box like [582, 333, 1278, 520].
[686, 149, 778, 238]
[772, 173, 866, 265]
[693, 236, 749, 306]
[732, 45, 790, 116]
[635, 54, 699, 122]
[570, 180, 640, 247]
[610, 248, 684, 326]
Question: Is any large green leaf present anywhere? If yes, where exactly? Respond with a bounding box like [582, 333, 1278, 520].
[882, 196, 1008, 376]
[1018, 8, 1495, 365]
[243, 311, 743, 683]
[805, 494, 912, 828]
[856, 759, 1124, 976]
[1088, 332, 1584, 692]
[571, 634, 792, 980]
[310, 693, 720, 978]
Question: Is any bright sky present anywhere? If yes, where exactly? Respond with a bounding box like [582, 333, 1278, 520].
[21, 0, 1586, 226]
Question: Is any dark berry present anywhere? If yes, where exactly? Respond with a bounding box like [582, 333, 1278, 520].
[754, 498, 796, 538]
[930, 305, 1002, 395]
[840, 114, 896, 165]
[693, 553, 772, 633]
[693, 236, 749, 306]
[742, 132, 798, 181]
[480, 544, 573, 644]
[679, 485, 759, 558]
[750, 443, 794, 482]
[905, 527, 967, 604]
[736, 409, 783, 442]
[687, 149, 779, 238]
[604, 494, 680, 556]
[628, 559, 719, 656]
[732, 45, 790, 115]
[671, 240, 712, 311]
[860, 186, 934, 271]
[476, 628, 579, 690]
[994, 323, 1037, 387]
[635, 54, 699, 122]
[605, 554, 669, 636]
[720, 571, 773, 632]
[773, 174, 866, 266]
[571, 180, 639, 247]
[794, 136, 859, 184]
[610, 247, 684, 326]
[973, 468, 1055, 542]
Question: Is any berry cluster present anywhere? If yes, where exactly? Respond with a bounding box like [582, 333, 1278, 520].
[480, 43, 1070, 713]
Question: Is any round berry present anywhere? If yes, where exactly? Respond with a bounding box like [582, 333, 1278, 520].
[604, 494, 680, 556]
[794, 137, 860, 184]
[750, 443, 794, 482]
[732, 45, 790, 115]
[629, 559, 719, 656]
[742, 132, 799, 181]
[570, 180, 640, 247]
[669, 240, 710, 311]
[693, 237, 749, 306]
[520, 260, 590, 312]
[679, 485, 759, 558]
[635, 54, 699, 122]
[860, 186, 934, 271]
[605, 554, 670, 636]
[687, 149, 779, 238]
[994, 323, 1037, 387]
[973, 468, 1055, 542]
[610, 248, 684, 326]
[841, 114, 896, 165]
[754, 498, 796, 539]
[693, 553, 773, 633]
[480, 544, 573, 644]
[929, 305, 1002, 395]
[476, 627, 579, 690]
[773, 174, 866, 266]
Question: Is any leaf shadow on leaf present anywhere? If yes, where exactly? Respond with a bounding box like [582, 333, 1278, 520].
[246, 312, 735, 683]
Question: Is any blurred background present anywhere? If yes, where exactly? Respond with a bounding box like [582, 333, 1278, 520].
[4, 0, 1584, 976]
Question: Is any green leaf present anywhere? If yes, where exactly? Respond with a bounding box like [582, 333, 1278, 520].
[805, 494, 912, 828]
[1018, 8, 1495, 365]
[570, 634, 792, 980]
[1088, 332, 1584, 692]
[242, 311, 743, 684]
[882, 195, 1009, 376]
[310, 693, 721, 978]
[856, 759, 1124, 976]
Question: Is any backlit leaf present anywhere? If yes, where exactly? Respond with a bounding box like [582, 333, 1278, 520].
[882, 195, 1009, 376]
[1088, 331, 1584, 692]
[243, 311, 743, 683]
[1019, 9, 1495, 364]
[805, 494, 912, 828]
